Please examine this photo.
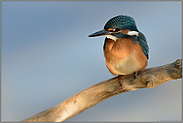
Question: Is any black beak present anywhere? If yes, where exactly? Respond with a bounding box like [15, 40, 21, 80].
[88, 29, 110, 37]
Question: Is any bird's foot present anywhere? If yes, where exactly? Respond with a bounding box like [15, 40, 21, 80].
[118, 75, 124, 86]
[118, 72, 138, 87]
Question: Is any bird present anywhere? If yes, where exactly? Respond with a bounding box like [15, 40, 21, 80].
[88, 15, 149, 87]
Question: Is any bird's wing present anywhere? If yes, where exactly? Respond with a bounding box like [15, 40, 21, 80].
[137, 32, 149, 59]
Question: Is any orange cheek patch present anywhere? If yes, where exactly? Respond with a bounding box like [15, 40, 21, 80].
[119, 29, 130, 34]
[107, 28, 115, 32]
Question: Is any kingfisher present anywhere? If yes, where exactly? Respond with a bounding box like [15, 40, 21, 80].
[88, 15, 149, 86]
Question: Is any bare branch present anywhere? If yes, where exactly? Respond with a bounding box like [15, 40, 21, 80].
[22, 59, 182, 122]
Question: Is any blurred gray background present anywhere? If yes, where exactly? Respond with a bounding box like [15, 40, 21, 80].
[1, 1, 182, 122]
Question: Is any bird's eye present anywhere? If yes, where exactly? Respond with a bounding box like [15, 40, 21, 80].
[115, 28, 120, 32]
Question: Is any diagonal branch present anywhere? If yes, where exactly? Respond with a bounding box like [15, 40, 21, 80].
[22, 59, 182, 122]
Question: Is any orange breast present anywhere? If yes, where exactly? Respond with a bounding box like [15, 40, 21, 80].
[103, 38, 147, 75]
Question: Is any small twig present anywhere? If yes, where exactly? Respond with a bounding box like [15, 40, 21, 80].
[22, 59, 182, 122]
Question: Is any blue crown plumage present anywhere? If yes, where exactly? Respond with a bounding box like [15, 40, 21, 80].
[104, 15, 138, 31]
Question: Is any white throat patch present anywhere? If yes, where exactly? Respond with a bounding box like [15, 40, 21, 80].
[104, 35, 119, 41]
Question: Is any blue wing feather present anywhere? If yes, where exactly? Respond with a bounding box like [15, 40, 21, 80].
[137, 32, 149, 59]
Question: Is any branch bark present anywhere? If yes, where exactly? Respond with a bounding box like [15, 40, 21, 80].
[22, 59, 182, 122]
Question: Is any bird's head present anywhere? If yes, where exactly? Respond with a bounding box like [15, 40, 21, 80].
[88, 15, 139, 41]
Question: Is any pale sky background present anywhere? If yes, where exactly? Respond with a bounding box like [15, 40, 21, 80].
[1, 1, 182, 122]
